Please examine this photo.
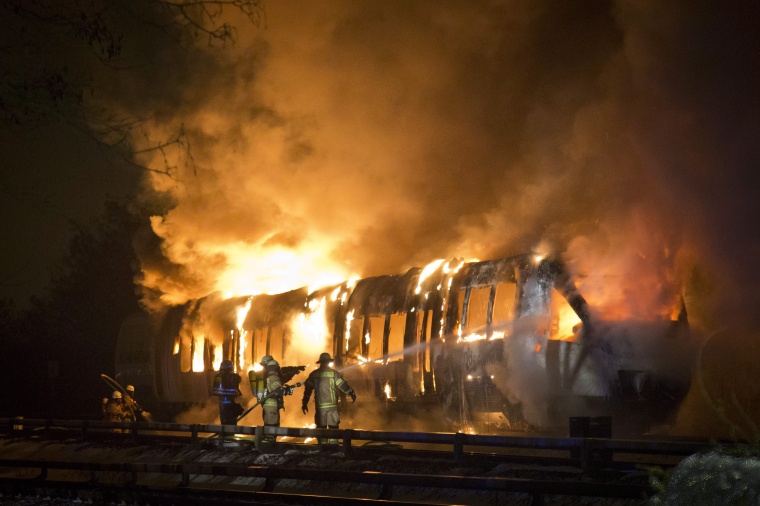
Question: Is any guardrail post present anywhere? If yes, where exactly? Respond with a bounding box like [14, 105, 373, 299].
[191, 424, 198, 439]
[180, 469, 189, 487]
[218, 425, 226, 446]
[343, 429, 353, 457]
[454, 431, 465, 464]
[254, 426, 263, 452]
[379, 483, 393, 500]
[581, 438, 593, 473]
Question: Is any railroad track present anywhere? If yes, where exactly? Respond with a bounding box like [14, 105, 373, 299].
[0, 418, 715, 505]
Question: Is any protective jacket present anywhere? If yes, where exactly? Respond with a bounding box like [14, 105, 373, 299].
[212, 370, 242, 403]
[104, 399, 130, 422]
[263, 367, 284, 409]
[212, 370, 243, 425]
[302, 367, 355, 411]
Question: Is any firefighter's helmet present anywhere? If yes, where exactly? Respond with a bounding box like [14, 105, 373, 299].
[125, 385, 135, 394]
[220, 359, 234, 371]
[260, 355, 273, 365]
[112, 390, 122, 399]
[318, 352, 333, 363]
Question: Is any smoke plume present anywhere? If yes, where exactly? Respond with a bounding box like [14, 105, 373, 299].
[128, 1, 757, 435]
[129, 1, 756, 321]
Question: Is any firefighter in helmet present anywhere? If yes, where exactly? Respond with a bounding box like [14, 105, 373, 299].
[123, 384, 152, 422]
[302, 352, 356, 445]
[261, 356, 284, 442]
[212, 359, 243, 425]
[104, 390, 131, 432]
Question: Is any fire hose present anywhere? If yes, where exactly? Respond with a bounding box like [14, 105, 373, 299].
[205, 382, 303, 440]
[235, 382, 303, 424]
[100, 374, 153, 422]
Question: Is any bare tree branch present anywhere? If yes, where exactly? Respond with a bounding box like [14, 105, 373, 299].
[0, 0, 264, 177]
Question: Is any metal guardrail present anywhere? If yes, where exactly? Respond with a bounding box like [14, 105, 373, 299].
[0, 417, 711, 471]
[0, 458, 652, 500]
[0, 417, 720, 503]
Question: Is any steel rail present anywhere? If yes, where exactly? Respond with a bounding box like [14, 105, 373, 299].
[0, 417, 713, 460]
[0, 478, 446, 506]
[0, 457, 651, 501]
[0, 417, 717, 504]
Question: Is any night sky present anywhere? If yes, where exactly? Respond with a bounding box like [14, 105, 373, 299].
[1, 0, 758, 432]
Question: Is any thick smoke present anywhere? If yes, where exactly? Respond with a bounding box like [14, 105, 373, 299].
[130, 1, 758, 435]
[133, 1, 756, 315]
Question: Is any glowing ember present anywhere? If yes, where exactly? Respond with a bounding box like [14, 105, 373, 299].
[303, 423, 317, 444]
[457, 330, 506, 343]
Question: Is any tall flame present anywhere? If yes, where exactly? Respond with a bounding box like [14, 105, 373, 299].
[212, 344, 223, 371]
[416, 259, 444, 294]
[290, 296, 330, 363]
[191, 334, 205, 372]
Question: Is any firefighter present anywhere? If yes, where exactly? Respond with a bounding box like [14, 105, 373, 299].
[301, 352, 356, 446]
[104, 390, 131, 432]
[261, 357, 284, 442]
[212, 359, 244, 425]
[124, 384, 152, 421]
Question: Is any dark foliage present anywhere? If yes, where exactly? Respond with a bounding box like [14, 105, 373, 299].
[0, 0, 264, 175]
[0, 201, 150, 418]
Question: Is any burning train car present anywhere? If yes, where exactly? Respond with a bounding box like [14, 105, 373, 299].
[114, 253, 695, 435]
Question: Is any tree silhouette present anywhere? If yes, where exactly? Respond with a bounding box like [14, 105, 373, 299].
[0, 200, 158, 417]
[1, 0, 264, 175]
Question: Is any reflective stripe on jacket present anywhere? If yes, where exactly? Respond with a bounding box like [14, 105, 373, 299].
[263, 371, 283, 407]
[304, 368, 353, 410]
[212, 371, 242, 402]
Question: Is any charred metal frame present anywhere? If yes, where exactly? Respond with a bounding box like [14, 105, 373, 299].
[114, 252, 692, 433]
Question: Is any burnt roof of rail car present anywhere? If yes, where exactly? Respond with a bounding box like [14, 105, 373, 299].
[414, 261, 449, 295]
[459, 255, 529, 286]
[457, 255, 591, 322]
[243, 287, 309, 328]
[348, 267, 420, 316]
[307, 283, 344, 304]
